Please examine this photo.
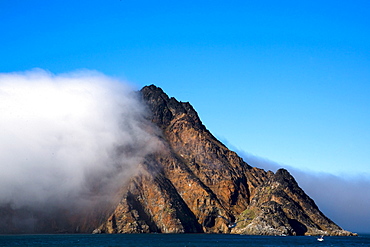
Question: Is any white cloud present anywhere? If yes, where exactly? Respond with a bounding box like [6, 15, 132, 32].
[0, 69, 160, 213]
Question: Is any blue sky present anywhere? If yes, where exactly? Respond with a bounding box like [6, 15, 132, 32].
[3, 0, 369, 176]
[1, 0, 370, 232]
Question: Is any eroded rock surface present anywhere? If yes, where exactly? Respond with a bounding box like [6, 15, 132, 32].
[0, 85, 354, 235]
[98, 85, 354, 236]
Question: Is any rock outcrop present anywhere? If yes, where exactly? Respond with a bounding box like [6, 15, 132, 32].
[0, 84, 354, 236]
[97, 85, 354, 236]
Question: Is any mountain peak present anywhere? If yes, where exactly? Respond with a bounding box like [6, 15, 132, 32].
[141, 85, 205, 132]
[0, 85, 355, 236]
[97, 85, 355, 236]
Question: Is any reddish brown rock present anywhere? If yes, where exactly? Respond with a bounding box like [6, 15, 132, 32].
[98, 85, 354, 236]
[0, 85, 355, 236]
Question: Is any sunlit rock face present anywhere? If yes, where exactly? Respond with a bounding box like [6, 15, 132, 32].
[98, 85, 354, 236]
[0, 84, 354, 235]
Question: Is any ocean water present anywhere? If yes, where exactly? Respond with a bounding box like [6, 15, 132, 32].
[0, 234, 369, 247]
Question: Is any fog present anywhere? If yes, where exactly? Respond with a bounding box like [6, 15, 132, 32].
[241, 151, 370, 234]
[1, 69, 368, 234]
[0, 69, 161, 232]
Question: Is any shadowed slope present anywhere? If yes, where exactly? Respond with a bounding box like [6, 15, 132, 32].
[98, 85, 354, 236]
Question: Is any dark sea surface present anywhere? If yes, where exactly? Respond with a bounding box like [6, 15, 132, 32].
[1, 234, 369, 247]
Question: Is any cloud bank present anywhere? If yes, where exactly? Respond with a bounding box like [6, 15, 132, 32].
[0, 69, 160, 232]
[240, 151, 370, 234]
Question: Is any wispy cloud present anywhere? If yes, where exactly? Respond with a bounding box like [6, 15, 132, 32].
[0, 69, 161, 231]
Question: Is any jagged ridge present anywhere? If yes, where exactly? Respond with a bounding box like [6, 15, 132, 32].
[0, 85, 353, 235]
[97, 85, 354, 236]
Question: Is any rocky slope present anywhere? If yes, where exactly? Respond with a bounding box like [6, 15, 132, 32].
[0, 85, 354, 235]
[96, 85, 354, 236]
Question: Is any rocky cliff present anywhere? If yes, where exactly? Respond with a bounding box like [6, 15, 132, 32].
[96, 85, 354, 236]
[0, 85, 354, 236]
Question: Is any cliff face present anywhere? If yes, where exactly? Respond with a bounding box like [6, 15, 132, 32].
[97, 85, 354, 236]
[0, 85, 353, 235]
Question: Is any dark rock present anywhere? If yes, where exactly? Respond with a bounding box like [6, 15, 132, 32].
[0, 85, 355, 236]
[98, 85, 355, 236]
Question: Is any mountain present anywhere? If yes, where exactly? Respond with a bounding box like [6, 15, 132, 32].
[0, 85, 354, 236]
[96, 85, 354, 236]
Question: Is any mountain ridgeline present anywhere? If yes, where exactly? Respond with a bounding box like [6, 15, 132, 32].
[96, 85, 353, 236]
[0, 85, 354, 236]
